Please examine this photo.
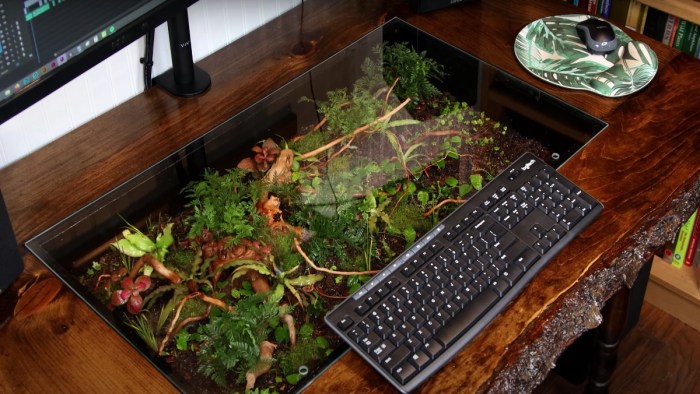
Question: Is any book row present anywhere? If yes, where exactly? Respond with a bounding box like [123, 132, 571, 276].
[642, 7, 700, 58]
[565, 0, 613, 18]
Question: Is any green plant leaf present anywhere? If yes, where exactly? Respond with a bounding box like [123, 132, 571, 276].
[112, 238, 147, 258]
[230, 263, 272, 282]
[385, 119, 421, 128]
[155, 223, 174, 250]
[285, 274, 324, 287]
[470, 174, 483, 190]
[275, 325, 290, 344]
[459, 183, 473, 196]
[175, 330, 190, 351]
[417, 190, 429, 205]
[403, 226, 416, 244]
[316, 336, 330, 349]
[286, 374, 301, 385]
[406, 180, 417, 194]
[445, 176, 458, 187]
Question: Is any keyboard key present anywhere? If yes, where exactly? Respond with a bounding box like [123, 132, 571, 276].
[422, 339, 444, 359]
[515, 249, 539, 269]
[359, 332, 381, 351]
[337, 316, 354, 330]
[382, 346, 411, 373]
[388, 331, 406, 347]
[354, 303, 369, 315]
[490, 279, 510, 297]
[393, 362, 417, 384]
[370, 340, 396, 361]
[409, 351, 431, 371]
[530, 224, 546, 238]
[503, 264, 524, 285]
[365, 294, 380, 308]
[375, 323, 390, 339]
[435, 290, 499, 346]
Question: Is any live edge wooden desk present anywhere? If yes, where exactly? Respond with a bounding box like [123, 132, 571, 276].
[1, 1, 699, 393]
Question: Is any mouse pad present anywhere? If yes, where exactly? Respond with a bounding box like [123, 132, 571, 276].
[514, 14, 658, 97]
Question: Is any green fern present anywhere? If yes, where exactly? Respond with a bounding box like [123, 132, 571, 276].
[382, 42, 445, 107]
[316, 88, 385, 136]
[196, 292, 281, 386]
[184, 168, 257, 241]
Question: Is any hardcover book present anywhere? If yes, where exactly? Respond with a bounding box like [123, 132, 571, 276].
[684, 208, 700, 266]
[672, 209, 697, 267]
[662, 15, 679, 46]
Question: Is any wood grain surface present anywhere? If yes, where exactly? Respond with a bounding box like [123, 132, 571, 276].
[1, 1, 699, 393]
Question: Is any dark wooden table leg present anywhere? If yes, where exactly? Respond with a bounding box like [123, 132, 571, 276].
[586, 285, 630, 393]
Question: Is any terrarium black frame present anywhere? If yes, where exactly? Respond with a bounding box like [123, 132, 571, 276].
[26, 18, 606, 393]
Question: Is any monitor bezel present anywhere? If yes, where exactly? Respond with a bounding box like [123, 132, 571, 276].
[0, 0, 198, 125]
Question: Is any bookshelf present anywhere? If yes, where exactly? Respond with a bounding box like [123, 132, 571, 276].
[646, 255, 700, 331]
[627, 0, 700, 29]
[637, 0, 700, 25]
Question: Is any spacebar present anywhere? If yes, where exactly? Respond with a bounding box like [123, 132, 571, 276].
[435, 290, 499, 347]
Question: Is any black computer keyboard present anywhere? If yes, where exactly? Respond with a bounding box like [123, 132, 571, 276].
[324, 152, 603, 393]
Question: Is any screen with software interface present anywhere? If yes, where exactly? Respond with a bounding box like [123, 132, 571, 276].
[0, 0, 159, 108]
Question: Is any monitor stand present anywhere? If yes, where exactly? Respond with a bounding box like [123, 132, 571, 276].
[0, 189, 23, 294]
[153, 8, 211, 97]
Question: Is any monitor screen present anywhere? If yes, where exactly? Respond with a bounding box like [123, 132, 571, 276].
[0, 0, 195, 124]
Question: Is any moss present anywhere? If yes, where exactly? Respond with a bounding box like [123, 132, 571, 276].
[278, 337, 323, 376]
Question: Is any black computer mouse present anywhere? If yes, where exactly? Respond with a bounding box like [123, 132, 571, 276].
[575, 18, 618, 54]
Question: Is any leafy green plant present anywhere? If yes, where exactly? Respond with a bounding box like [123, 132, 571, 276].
[112, 222, 174, 262]
[125, 313, 159, 352]
[196, 292, 283, 387]
[382, 42, 445, 107]
[86, 260, 101, 276]
[301, 207, 369, 272]
[224, 258, 323, 308]
[184, 169, 258, 241]
[314, 88, 385, 137]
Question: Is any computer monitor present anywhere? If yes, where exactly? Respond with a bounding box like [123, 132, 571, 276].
[0, 0, 208, 125]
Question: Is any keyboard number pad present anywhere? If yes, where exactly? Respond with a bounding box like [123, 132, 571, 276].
[518, 174, 593, 230]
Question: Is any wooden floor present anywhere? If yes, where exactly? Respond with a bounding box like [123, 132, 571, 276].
[535, 301, 700, 394]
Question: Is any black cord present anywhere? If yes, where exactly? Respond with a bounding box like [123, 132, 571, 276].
[298, 0, 304, 44]
[140, 29, 155, 90]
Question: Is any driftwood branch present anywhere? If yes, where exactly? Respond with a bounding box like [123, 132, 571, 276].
[423, 198, 466, 217]
[158, 292, 233, 355]
[294, 238, 379, 276]
[298, 98, 411, 160]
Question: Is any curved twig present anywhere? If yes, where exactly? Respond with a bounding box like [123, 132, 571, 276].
[159, 292, 199, 354]
[158, 292, 233, 355]
[409, 129, 462, 145]
[384, 77, 399, 105]
[293, 238, 380, 276]
[423, 198, 466, 217]
[298, 98, 411, 160]
[171, 304, 212, 340]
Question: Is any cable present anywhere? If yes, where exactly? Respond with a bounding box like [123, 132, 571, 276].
[140, 28, 155, 90]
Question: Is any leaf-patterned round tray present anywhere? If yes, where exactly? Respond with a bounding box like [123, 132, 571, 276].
[514, 14, 658, 97]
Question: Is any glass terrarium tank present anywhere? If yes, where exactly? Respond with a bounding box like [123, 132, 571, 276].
[26, 18, 606, 393]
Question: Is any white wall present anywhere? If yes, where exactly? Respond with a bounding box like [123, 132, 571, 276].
[0, 0, 300, 168]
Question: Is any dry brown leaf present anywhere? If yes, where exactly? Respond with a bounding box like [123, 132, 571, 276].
[13, 277, 63, 319]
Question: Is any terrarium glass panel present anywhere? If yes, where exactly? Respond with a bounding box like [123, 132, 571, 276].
[26, 18, 606, 393]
